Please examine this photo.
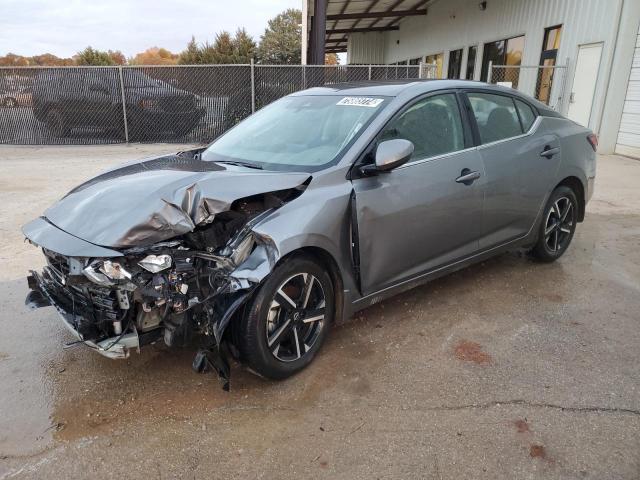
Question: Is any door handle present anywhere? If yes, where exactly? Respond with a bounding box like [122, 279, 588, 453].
[540, 146, 560, 158]
[455, 168, 481, 185]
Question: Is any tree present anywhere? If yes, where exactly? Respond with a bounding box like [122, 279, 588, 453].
[325, 53, 339, 65]
[0, 53, 30, 66]
[108, 50, 127, 65]
[257, 8, 302, 65]
[178, 36, 202, 65]
[131, 47, 178, 65]
[75, 46, 116, 66]
[0, 52, 75, 66]
[233, 28, 256, 63]
[31, 53, 75, 66]
[212, 31, 235, 63]
[178, 30, 256, 65]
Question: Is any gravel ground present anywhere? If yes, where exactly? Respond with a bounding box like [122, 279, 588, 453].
[0, 144, 638, 480]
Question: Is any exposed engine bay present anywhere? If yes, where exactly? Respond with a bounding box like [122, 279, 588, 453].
[25, 157, 310, 390]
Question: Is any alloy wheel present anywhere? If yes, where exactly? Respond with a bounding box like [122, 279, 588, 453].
[265, 273, 326, 362]
[543, 196, 574, 253]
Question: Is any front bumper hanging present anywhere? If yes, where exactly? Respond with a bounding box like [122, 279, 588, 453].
[27, 271, 152, 359]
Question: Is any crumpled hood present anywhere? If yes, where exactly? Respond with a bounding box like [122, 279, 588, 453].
[42, 155, 310, 248]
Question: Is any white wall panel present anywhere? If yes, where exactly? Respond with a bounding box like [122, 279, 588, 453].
[616, 25, 640, 158]
[348, 32, 386, 65]
[351, 0, 623, 130]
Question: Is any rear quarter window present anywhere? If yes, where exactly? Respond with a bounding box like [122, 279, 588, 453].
[515, 99, 537, 132]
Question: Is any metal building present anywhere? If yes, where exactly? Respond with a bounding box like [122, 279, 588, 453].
[302, 0, 640, 158]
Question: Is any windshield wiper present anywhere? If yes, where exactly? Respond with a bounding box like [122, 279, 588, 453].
[214, 160, 263, 170]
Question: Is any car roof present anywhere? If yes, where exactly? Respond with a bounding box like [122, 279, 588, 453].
[291, 79, 561, 117]
[291, 79, 497, 97]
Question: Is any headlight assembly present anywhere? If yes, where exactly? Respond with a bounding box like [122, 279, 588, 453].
[100, 260, 132, 280]
[229, 235, 254, 266]
[83, 264, 115, 286]
[138, 254, 172, 273]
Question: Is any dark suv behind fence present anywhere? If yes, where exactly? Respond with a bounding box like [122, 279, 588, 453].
[32, 69, 205, 141]
[0, 65, 422, 145]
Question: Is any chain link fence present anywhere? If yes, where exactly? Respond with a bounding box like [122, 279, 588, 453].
[0, 63, 435, 145]
[487, 62, 569, 113]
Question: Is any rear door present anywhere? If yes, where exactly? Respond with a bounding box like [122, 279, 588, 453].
[352, 91, 485, 296]
[464, 90, 561, 248]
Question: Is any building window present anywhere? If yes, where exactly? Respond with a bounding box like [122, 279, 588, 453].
[536, 25, 562, 104]
[480, 35, 525, 87]
[466, 46, 477, 80]
[425, 53, 443, 78]
[448, 49, 463, 79]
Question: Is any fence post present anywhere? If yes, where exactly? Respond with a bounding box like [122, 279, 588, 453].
[303, 64, 307, 89]
[368, 65, 372, 80]
[117, 66, 129, 143]
[486, 61, 493, 83]
[250, 58, 256, 114]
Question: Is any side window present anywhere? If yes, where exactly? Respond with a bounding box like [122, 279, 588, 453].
[379, 93, 464, 159]
[467, 92, 523, 144]
[515, 99, 537, 132]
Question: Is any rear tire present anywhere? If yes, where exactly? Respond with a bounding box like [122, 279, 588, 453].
[531, 186, 578, 262]
[237, 255, 334, 380]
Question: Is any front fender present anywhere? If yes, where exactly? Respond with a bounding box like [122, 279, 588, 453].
[231, 171, 358, 294]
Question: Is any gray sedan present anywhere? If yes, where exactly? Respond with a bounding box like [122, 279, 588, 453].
[23, 80, 597, 388]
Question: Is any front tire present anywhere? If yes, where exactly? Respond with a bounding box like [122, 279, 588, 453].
[531, 186, 578, 262]
[238, 255, 334, 380]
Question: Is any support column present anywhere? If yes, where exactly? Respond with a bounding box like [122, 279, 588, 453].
[310, 0, 327, 65]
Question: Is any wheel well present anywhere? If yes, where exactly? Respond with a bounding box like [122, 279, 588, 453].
[283, 247, 345, 325]
[225, 246, 346, 348]
[557, 176, 585, 222]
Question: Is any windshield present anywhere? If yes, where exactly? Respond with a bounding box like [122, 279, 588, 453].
[201, 95, 387, 172]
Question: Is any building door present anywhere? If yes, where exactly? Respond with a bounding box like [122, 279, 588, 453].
[567, 43, 603, 127]
[536, 25, 562, 104]
[615, 22, 640, 159]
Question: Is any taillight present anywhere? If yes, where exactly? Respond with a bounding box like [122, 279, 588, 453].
[587, 133, 598, 152]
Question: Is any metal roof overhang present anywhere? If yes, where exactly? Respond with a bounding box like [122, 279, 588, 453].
[307, 0, 437, 61]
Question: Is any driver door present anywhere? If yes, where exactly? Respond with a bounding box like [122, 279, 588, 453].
[351, 92, 485, 296]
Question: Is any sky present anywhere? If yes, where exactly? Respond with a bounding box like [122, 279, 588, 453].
[0, 0, 303, 58]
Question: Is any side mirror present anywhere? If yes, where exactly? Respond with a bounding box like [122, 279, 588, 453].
[360, 139, 414, 175]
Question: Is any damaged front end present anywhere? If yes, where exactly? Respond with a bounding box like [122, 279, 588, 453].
[25, 185, 303, 390]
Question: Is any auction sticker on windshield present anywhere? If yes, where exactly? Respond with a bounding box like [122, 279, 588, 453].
[337, 97, 384, 107]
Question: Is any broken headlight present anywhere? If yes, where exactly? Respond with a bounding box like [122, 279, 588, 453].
[83, 263, 115, 286]
[229, 235, 254, 266]
[138, 254, 172, 273]
[83, 260, 133, 286]
[100, 260, 132, 280]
